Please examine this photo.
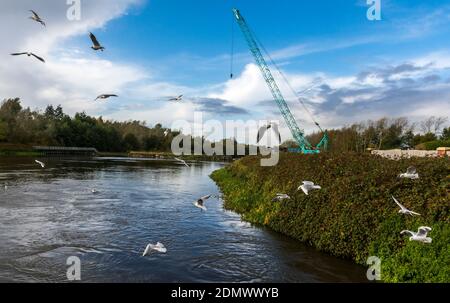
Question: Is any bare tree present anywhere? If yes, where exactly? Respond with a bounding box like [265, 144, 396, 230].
[433, 116, 448, 134]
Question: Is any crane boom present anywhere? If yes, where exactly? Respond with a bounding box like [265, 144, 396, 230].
[232, 8, 328, 154]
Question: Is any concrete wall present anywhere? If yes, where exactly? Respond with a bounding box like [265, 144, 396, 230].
[371, 149, 445, 160]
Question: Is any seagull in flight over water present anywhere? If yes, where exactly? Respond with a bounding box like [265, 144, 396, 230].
[11, 52, 45, 63]
[35, 160, 45, 168]
[143, 242, 167, 256]
[89, 32, 105, 51]
[194, 195, 211, 211]
[29, 10, 46, 27]
[391, 196, 421, 216]
[174, 157, 189, 167]
[401, 227, 432, 243]
[298, 181, 321, 195]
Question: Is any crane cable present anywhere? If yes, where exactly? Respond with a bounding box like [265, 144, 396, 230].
[230, 12, 235, 79]
[247, 26, 324, 133]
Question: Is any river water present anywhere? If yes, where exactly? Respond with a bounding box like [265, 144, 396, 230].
[0, 157, 366, 283]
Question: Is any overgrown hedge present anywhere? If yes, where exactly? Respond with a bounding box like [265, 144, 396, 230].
[416, 140, 450, 151]
[211, 153, 450, 282]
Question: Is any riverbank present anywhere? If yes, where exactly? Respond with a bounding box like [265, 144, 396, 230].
[210, 153, 449, 282]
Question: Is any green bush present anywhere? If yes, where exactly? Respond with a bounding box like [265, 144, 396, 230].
[211, 153, 450, 282]
[416, 140, 450, 151]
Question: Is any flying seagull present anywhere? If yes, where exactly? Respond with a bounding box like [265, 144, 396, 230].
[401, 226, 432, 243]
[95, 94, 118, 101]
[29, 10, 45, 27]
[89, 32, 105, 51]
[257, 123, 281, 144]
[143, 242, 167, 256]
[391, 196, 421, 216]
[298, 181, 321, 195]
[272, 193, 290, 202]
[399, 166, 419, 180]
[174, 157, 189, 167]
[35, 160, 45, 168]
[11, 52, 45, 63]
[168, 95, 183, 102]
[194, 195, 211, 211]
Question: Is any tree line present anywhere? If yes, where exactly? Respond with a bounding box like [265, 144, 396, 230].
[0, 98, 177, 152]
[305, 117, 449, 153]
[1, 98, 448, 153]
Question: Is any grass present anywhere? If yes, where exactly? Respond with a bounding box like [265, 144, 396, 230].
[210, 152, 450, 282]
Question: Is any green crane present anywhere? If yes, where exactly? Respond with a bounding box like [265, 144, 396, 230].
[232, 8, 328, 154]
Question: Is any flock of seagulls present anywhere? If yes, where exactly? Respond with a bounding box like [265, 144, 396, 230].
[7, 9, 435, 260]
[272, 165, 433, 244]
[9, 10, 163, 102]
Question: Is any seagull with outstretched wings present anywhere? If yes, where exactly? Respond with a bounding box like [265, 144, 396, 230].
[89, 32, 105, 51]
[95, 94, 118, 101]
[194, 195, 211, 211]
[11, 52, 45, 63]
[29, 10, 45, 27]
[168, 95, 183, 102]
[391, 196, 421, 216]
[401, 226, 432, 243]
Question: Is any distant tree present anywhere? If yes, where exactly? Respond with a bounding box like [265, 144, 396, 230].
[442, 127, 450, 140]
[123, 133, 140, 151]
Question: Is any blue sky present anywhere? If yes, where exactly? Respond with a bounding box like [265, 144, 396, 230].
[1, 0, 449, 142]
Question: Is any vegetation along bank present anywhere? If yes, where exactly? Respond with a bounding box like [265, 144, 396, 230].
[211, 153, 449, 282]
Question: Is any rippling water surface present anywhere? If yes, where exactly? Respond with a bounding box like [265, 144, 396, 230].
[0, 157, 365, 282]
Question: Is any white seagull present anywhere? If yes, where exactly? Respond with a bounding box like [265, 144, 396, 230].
[95, 94, 118, 101]
[399, 166, 419, 180]
[164, 130, 170, 137]
[143, 242, 167, 256]
[272, 194, 290, 202]
[35, 160, 45, 168]
[11, 52, 45, 63]
[298, 181, 321, 195]
[392, 196, 421, 216]
[91, 189, 98, 194]
[401, 227, 432, 243]
[257, 122, 281, 144]
[29, 10, 45, 27]
[168, 95, 183, 102]
[194, 195, 211, 211]
[89, 32, 105, 51]
[174, 157, 189, 167]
